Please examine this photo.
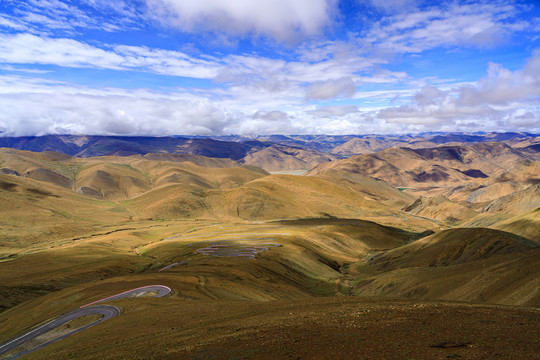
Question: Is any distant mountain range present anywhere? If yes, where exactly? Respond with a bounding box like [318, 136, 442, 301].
[0, 132, 538, 172]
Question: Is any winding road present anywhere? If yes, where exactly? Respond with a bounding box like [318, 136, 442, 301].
[0, 285, 171, 360]
[188, 238, 282, 259]
[80, 285, 171, 308]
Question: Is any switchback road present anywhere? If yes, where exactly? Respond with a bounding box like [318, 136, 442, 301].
[0, 305, 120, 359]
[80, 285, 171, 307]
[0, 285, 172, 359]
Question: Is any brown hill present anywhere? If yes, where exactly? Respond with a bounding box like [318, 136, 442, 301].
[451, 159, 540, 203]
[491, 207, 540, 242]
[520, 143, 540, 161]
[243, 145, 338, 172]
[24, 168, 73, 189]
[211, 175, 380, 220]
[355, 228, 540, 306]
[369, 227, 537, 269]
[402, 195, 478, 223]
[330, 137, 405, 156]
[0, 149, 427, 230]
[0, 149, 78, 183]
[309, 143, 535, 203]
[125, 174, 383, 221]
[355, 246, 540, 307]
[75, 164, 150, 200]
[311, 142, 531, 181]
[463, 181, 524, 203]
[491, 159, 540, 185]
[482, 184, 540, 214]
[0, 173, 132, 254]
[0, 149, 269, 201]
[141, 153, 239, 168]
[307, 148, 421, 186]
[242, 146, 312, 171]
[307, 168, 414, 207]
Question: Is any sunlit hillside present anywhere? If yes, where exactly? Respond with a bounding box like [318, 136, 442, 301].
[0, 135, 538, 359]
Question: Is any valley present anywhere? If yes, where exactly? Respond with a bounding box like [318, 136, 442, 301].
[0, 133, 539, 359]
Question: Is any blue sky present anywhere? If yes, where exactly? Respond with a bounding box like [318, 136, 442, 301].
[0, 0, 539, 136]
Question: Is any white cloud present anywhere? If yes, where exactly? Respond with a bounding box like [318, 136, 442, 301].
[0, 34, 124, 69]
[113, 45, 220, 78]
[377, 51, 540, 132]
[0, 34, 221, 78]
[145, 0, 335, 42]
[0, 14, 31, 32]
[507, 111, 539, 128]
[305, 77, 356, 100]
[413, 85, 447, 106]
[0, 1, 537, 136]
[458, 56, 540, 106]
[224, 110, 294, 134]
[0, 74, 388, 136]
[252, 110, 290, 122]
[0, 89, 234, 136]
[0, 33, 395, 91]
[0, 65, 51, 74]
[0, 0, 140, 35]
[306, 105, 358, 117]
[367, 2, 530, 53]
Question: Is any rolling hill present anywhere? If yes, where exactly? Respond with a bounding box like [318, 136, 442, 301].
[0, 135, 539, 360]
[357, 228, 540, 306]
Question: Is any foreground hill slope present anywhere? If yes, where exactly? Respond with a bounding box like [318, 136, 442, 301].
[369, 227, 538, 268]
[356, 228, 540, 306]
[1, 223, 538, 358]
[5, 297, 539, 360]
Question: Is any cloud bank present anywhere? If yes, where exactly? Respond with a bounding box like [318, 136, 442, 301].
[378, 51, 540, 131]
[0, 0, 538, 135]
[145, 0, 335, 42]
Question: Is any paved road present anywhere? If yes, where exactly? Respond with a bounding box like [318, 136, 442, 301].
[80, 285, 171, 308]
[0, 305, 120, 359]
[0, 285, 172, 359]
[158, 262, 186, 272]
[189, 238, 282, 259]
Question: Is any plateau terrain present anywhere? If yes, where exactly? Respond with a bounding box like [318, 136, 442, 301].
[0, 133, 539, 359]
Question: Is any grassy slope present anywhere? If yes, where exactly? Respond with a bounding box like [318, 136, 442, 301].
[0, 219, 421, 311]
[354, 228, 540, 306]
[0, 148, 539, 359]
[10, 298, 540, 360]
[0, 174, 132, 254]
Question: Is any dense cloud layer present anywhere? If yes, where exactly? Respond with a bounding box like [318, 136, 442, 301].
[0, 0, 538, 135]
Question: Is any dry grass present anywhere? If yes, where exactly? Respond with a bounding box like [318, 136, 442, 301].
[1, 148, 539, 359]
[14, 297, 540, 360]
